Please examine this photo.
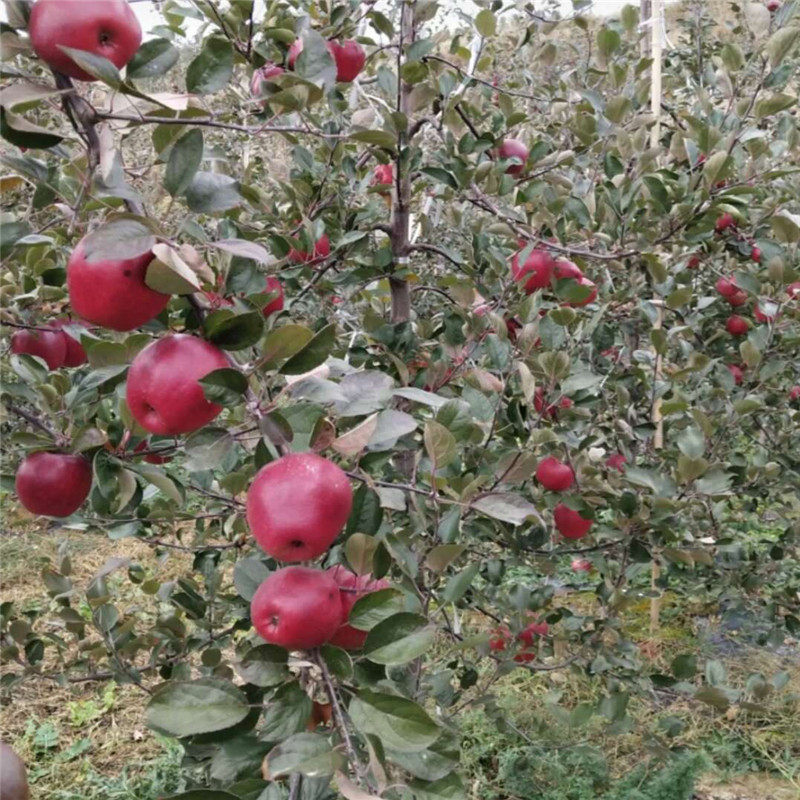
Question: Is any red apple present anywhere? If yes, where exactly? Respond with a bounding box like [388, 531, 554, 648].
[15, 451, 92, 517]
[10, 328, 66, 370]
[789, 386, 800, 401]
[553, 259, 583, 280]
[67, 237, 169, 331]
[554, 504, 593, 539]
[261, 276, 284, 317]
[726, 363, 744, 385]
[126, 334, 229, 435]
[372, 163, 393, 189]
[497, 139, 529, 176]
[715, 276, 739, 298]
[536, 456, 575, 492]
[246, 452, 353, 562]
[751, 246, 761, 263]
[51, 319, 88, 366]
[328, 39, 366, 82]
[203, 290, 234, 310]
[605, 453, 627, 472]
[514, 621, 548, 663]
[511, 248, 555, 293]
[251, 567, 343, 650]
[754, 300, 778, 324]
[687, 254, 701, 269]
[715, 212, 736, 233]
[288, 233, 330, 264]
[489, 625, 510, 652]
[326, 565, 390, 650]
[250, 62, 284, 106]
[726, 315, 749, 336]
[287, 38, 303, 69]
[533, 388, 571, 419]
[571, 558, 592, 573]
[28, 0, 142, 82]
[133, 439, 173, 465]
[727, 291, 748, 307]
[767, 0, 780, 11]
[566, 277, 597, 307]
[787, 282, 800, 300]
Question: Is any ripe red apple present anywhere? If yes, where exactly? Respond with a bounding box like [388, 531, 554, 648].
[261, 276, 284, 317]
[533, 388, 571, 419]
[553, 259, 583, 280]
[536, 456, 575, 492]
[514, 620, 548, 663]
[754, 300, 778, 324]
[326, 565, 390, 650]
[726, 315, 749, 336]
[554, 504, 593, 539]
[133, 439, 173, 465]
[511, 248, 555, 293]
[605, 453, 627, 472]
[715, 276, 738, 298]
[15, 451, 92, 517]
[566, 277, 597, 307]
[715, 212, 736, 233]
[372, 163, 393, 189]
[751, 246, 761, 263]
[687, 254, 701, 269]
[787, 282, 800, 300]
[288, 233, 330, 264]
[10, 328, 66, 370]
[789, 386, 800, 401]
[126, 334, 229, 435]
[250, 62, 284, 106]
[250, 567, 343, 650]
[28, 0, 142, 82]
[51, 319, 88, 367]
[727, 291, 748, 307]
[328, 39, 366, 82]
[571, 558, 592, 573]
[726, 363, 744, 385]
[497, 139, 529, 176]
[67, 237, 169, 331]
[287, 38, 303, 69]
[246, 452, 353, 562]
[767, 0, 780, 11]
[489, 625, 510, 652]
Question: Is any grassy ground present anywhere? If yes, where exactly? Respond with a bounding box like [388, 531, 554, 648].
[1, 520, 798, 799]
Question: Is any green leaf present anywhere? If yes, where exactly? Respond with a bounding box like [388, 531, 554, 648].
[232, 557, 272, 603]
[349, 690, 441, 752]
[755, 93, 796, 120]
[259, 683, 313, 742]
[0, 107, 63, 149]
[441, 563, 479, 604]
[186, 37, 234, 94]
[349, 588, 406, 631]
[364, 613, 435, 665]
[128, 38, 180, 79]
[671, 653, 697, 680]
[164, 792, 238, 800]
[408, 773, 465, 800]
[58, 46, 121, 87]
[165, 129, 203, 197]
[705, 659, 727, 687]
[147, 679, 250, 737]
[133, 465, 182, 504]
[393, 387, 449, 408]
[281, 323, 335, 375]
[345, 533, 378, 575]
[296, 30, 337, 90]
[597, 28, 621, 59]
[471, 493, 541, 526]
[350, 130, 397, 150]
[264, 733, 344, 779]
[261, 325, 314, 368]
[766, 26, 800, 68]
[146, 243, 200, 294]
[624, 467, 676, 497]
[424, 420, 457, 469]
[82, 215, 155, 262]
[199, 368, 249, 405]
[184, 427, 234, 472]
[421, 167, 459, 189]
[185, 172, 242, 213]
[425, 544, 466, 573]
[694, 686, 730, 712]
[676, 426, 705, 459]
[205, 311, 265, 351]
[475, 9, 496, 36]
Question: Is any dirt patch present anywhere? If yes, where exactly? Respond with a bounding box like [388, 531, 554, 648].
[696, 773, 799, 799]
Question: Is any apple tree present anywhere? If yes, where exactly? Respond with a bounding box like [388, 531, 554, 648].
[1, 0, 799, 797]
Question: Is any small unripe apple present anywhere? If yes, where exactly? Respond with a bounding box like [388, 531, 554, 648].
[511, 248, 555, 293]
[15, 451, 92, 517]
[536, 456, 575, 492]
[28, 0, 142, 82]
[571, 558, 592, 573]
[554, 504, 593, 539]
[715, 212, 736, 233]
[67, 237, 169, 331]
[725, 315, 749, 336]
[726, 363, 744, 385]
[126, 334, 229, 435]
[250, 566, 343, 650]
[605, 453, 627, 472]
[288, 233, 330, 264]
[10, 328, 66, 370]
[51, 319, 88, 367]
[261, 276, 284, 317]
[327, 565, 390, 650]
[497, 139, 529, 176]
[246, 452, 353, 562]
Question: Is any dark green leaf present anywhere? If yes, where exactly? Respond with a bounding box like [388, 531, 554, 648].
[349, 690, 440, 752]
[185, 172, 242, 213]
[147, 679, 250, 736]
[199, 368, 249, 405]
[58, 46, 121, 87]
[364, 613, 434, 665]
[264, 733, 344, 779]
[165, 129, 203, 197]
[186, 37, 234, 94]
[281, 324, 336, 375]
[128, 38, 179, 79]
[205, 312, 264, 351]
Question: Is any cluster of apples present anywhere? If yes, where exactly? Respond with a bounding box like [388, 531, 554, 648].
[511, 249, 597, 307]
[13, 234, 281, 518]
[246, 452, 389, 651]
